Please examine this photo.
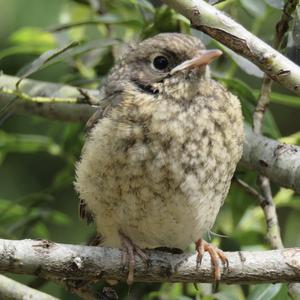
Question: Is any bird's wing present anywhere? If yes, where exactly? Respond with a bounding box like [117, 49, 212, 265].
[79, 198, 94, 225]
[85, 104, 112, 132]
[85, 91, 123, 133]
[79, 91, 123, 224]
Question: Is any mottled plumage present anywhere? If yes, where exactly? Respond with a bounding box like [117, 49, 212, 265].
[75, 33, 244, 280]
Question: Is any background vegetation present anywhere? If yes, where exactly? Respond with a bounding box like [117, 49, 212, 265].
[0, 0, 299, 299]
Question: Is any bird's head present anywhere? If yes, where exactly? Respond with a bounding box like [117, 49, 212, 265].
[104, 33, 222, 99]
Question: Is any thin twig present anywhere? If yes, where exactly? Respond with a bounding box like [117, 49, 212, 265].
[258, 175, 283, 249]
[0, 86, 78, 104]
[234, 177, 264, 204]
[234, 176, 283, 248]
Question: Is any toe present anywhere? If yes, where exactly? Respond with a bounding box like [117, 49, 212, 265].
[195, 239, 205, 267]
[195, 239, 228, 281]
[205, 244, 221, 281]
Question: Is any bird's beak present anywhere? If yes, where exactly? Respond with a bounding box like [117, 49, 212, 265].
[170, 49, 222, 75]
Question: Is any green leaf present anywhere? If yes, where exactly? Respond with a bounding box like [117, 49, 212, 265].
[10, 27, 56, 48]
[50, 15, 143, 32]
[0, 131, 61, 158]
[274, 188, 300, 210]
[241, 0, 267, 17]
[16, 41, 79, 87]
[247, 284, 282, 300]
[32, 222, 49, 238]
[253, 91, 300, 108]
[0, 45, 54, 60]
[0, 27, 57, 60]
[215, 286, 246, 300]
[236, 206, 265, 234]
[264, 0, 283, 9]
[263, 109, 281, 139]
[49, 211, 71, 225]
[16, 39, 119, 82]
[0, 199, 26, 222]
[137, 0, 155, 13]
[283, 210, 300, 246]
[279, 132, 300, 145]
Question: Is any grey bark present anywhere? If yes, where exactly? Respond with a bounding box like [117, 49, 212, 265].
[0, 275, 59, 300]
[242, 125, 300, 193]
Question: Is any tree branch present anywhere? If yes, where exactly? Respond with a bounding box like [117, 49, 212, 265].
[0, 239, 300, 284]
[0, 275, 59, 300]
[162, 0, 300, 95]
[241, 125, 300, 193]
[0, 73, 99, 122]
[1, 74, 300, 193]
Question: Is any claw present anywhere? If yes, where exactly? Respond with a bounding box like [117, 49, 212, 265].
[119, 231, 149, 285]
[195, 239, 228, 281]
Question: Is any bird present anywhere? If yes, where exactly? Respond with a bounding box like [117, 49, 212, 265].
[75, 32, 244, 284]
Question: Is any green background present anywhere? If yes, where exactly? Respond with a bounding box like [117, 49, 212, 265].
[0, 0, 299, 299]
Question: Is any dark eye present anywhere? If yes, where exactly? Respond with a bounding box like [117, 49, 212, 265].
[153, 56, 169, 70]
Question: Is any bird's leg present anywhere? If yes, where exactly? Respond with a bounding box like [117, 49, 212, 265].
[119, 231, 148, 285]
[195, 239, 228, 281]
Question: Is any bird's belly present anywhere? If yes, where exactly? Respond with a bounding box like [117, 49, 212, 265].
[77, 138, 228, 250]
[99, 184, 223, 250]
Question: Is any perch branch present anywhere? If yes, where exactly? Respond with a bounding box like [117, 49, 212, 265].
[0, 239, 300, 284]
[241, 125, 300, 194]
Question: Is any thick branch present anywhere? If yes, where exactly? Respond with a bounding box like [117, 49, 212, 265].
[162, 0, 300, 95]
[0, 275, 58, 300]
[1, 74, 300, 193]
[242, 125, 300, 194]
[0, 239, 300, 284]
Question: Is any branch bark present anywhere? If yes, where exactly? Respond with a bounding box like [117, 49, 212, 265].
[0, 73, 98, 122]
[0, 275, 59, 300]
[242, 124, 300, 194]
[162, 0, 300, 95]
[0, 239, 300, 284]
[1, 74, 300, 193]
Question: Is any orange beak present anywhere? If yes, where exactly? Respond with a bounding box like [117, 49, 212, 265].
[170, 49, 222, 75]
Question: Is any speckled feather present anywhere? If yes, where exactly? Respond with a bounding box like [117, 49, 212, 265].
[75, 33, 244, 249]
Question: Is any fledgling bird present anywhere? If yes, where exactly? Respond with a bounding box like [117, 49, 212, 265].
[75, 33, 244, 284]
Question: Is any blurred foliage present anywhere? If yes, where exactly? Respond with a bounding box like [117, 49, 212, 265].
[0, 0, 299, 299]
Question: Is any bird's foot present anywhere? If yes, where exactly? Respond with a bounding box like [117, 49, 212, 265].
[195, 239, 228, 281]
[119, 231, 148, 285]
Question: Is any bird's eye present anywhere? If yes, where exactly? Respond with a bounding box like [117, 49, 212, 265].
[152, 56, 169, 70]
